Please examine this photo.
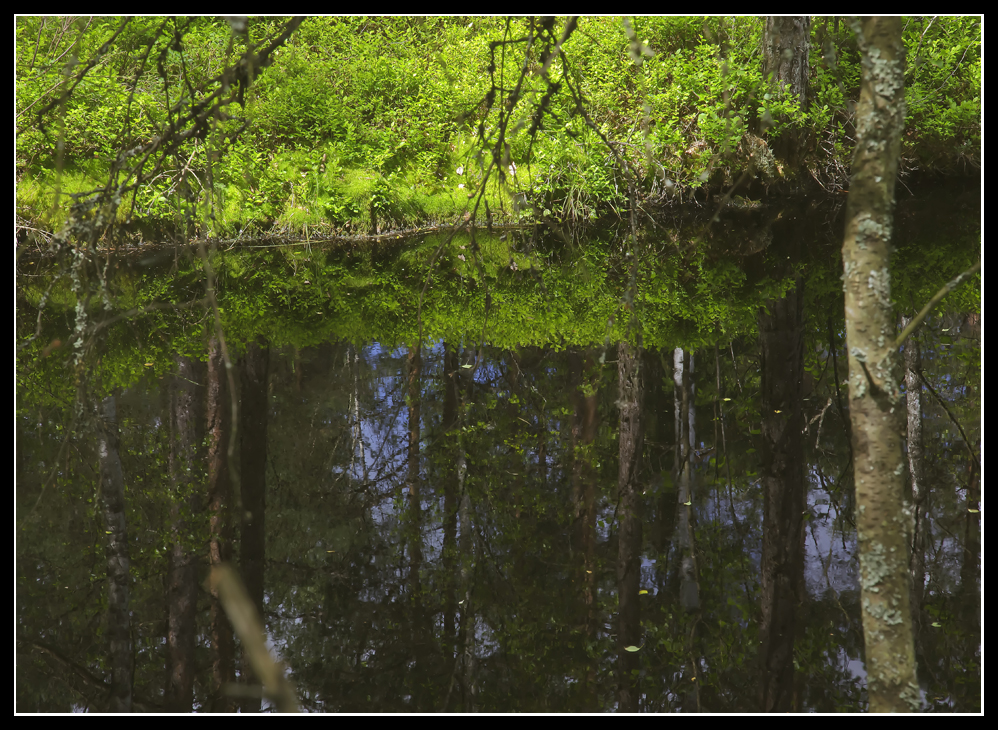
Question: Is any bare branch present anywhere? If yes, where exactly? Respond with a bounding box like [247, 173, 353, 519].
[893, 260, 980, 351]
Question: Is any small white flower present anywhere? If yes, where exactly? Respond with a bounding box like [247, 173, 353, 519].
[458, 183, 465, 189]
[509, 162, 517, 176]
[456, 166, 464, 175]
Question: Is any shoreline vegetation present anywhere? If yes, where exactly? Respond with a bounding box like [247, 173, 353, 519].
[15, 17, 980, 253]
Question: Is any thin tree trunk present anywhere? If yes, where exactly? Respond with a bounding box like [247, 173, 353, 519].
[901, 317, 927, 621]
[239, 341, 270, 712]
[673, 349, 700, 712]
[616, 339, 642, 713]
[570, 350, 599, 694]
[206, 336, 235, 712]
[674, 349, 699, 616]
[442, 344, 460, 656]
[405, 342, 429, 709]
[568, 350, 600, 709]
[97, 393, 133, 712]
[842, 17, 919, 713]
[457, 453, 475, 712]
[165, 356, 203, 713]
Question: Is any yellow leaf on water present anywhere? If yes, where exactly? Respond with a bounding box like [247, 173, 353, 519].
[639, 590, 649, 595]
[624, 646, 640, 652]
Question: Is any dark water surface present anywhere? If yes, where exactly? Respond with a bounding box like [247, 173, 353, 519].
[16, 196, 980, 712]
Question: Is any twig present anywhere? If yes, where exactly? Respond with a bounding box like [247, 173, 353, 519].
[894, 261, 980, 350]
[917, 369, 978, 468]
[209, 565, 299, 712]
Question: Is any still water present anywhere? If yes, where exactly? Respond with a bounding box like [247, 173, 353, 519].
[16, 194, 980, 712]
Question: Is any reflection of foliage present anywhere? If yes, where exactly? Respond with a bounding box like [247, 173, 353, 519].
[17, 220, 802, 406]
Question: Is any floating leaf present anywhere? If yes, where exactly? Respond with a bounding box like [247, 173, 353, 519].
[723, 397, 732, 401]
[639, 590, 649, 595]
[461, 364, 474, 369]
[624, 645, 641, 652]
[683, 499, 692, 506]
[968, 509, 979, 513]
[931, 622, 942, 628]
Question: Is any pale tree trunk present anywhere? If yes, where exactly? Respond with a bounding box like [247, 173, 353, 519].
[842, 17, 920, 713]
[97, 393, 133, 712]
[900, 317, 927, 621]
[673, 349, 699, 617]
[673, 348, 700, 712]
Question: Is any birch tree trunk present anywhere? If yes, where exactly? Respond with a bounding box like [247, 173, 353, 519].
[842, 17, 920, 712]
[901, 317, 927, 620]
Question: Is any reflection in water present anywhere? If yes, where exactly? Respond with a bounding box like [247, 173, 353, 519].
[16, 211, 979, 712]
[756, 276, 806, 713]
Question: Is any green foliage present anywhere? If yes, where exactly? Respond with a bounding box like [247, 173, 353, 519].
[16, 16, 980, 238]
